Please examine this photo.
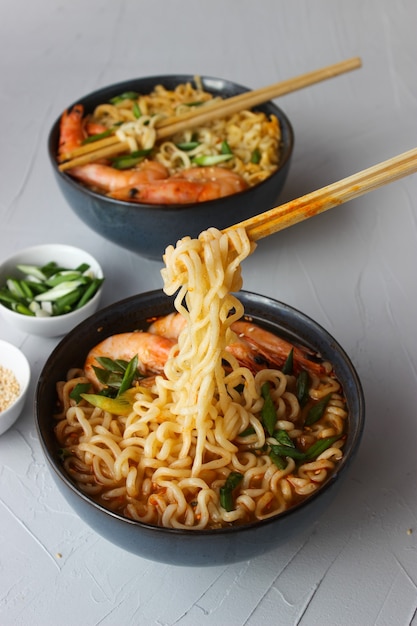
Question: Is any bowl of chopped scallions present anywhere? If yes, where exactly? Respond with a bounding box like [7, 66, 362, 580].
[0, 244, 104, 337]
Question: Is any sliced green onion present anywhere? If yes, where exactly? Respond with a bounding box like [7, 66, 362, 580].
[296, 370, 310, 407]
[19, 280, 33, 299]
[14, 302, 36, 316]
[304, 435, 342, 460]
[53, 287, 84, 315]
[113, 156, 145, 170]
[34, 280, 84, 302]
[46, 271, 86, 287]
[192, 154, 234, 166]
[269, 434, 343, 465]
[220, 472, 243, 511]
[75, 278, 103, 309]
[6, 278, 26, 299]
[282, 348, 294, 375]
[82, 129, 113, 145]
[175, 141, 200, 151]
[182, 101, 205, 107]
[132, 102, 142, 118]
[70, 382, 92, 403]
[109, 91, 140, 104]
[305, 393, 333, 426]
[261, 381, 276, 436]
[40, 262, 63, 278]
[24, 281, 49, 294]
[81, 388, 138, 417]
[118, 355, 139, 395]
[251, 148, 261, 164]
[16, 264, 47, 281]
[0, 290, 21, 306]
[29, 301, 41, 313]
[95, 356, 128, 374]
[273, 429, 295, 448]
[41, 301, 53, 315]
[269, 449, 286, 469]
[111, 148, 152, 170]
[238, 426, 256, 437]
[92, 355, 143, 394]
[220, 140, 233, 155]
[270, 443, 306, 461]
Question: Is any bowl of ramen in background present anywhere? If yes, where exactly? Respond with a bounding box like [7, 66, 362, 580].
[35, 289, 364, 567]
[48, 75, 294, 261]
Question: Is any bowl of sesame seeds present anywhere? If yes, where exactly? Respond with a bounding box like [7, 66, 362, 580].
[0, 340, 31, 435]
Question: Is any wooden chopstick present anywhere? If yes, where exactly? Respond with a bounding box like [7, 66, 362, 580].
[224, 147, 417, 241]
[155, 56, 362, 137]
[58, 57, 361, 172]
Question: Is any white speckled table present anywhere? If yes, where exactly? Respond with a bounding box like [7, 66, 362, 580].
[1, 1, 417, 624]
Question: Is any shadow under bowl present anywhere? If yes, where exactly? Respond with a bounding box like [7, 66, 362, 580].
[35, 289, 364, 566]
[48, 75, 294, 261]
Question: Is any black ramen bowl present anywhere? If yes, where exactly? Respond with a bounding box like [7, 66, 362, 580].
[48, 75, 294, 261]
[35, 290, 364, 567]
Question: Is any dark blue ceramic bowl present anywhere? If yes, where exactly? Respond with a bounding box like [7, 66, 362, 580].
[48, 75, 294, 261]
[35, 290, 364, 567]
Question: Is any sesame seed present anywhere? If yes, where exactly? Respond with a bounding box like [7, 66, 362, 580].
[0, 365, 20, 412]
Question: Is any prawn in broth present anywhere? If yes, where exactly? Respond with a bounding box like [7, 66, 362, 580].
[54, 228, 348, 530]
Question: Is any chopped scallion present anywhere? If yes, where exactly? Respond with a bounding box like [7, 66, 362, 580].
[192, 154, 233, 166]
[109, 91, 140, 104]
[219, 472, 243, 511]
[82, 129, 113, 144]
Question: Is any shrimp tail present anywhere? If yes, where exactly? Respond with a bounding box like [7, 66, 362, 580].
[58, 104, 86, 159]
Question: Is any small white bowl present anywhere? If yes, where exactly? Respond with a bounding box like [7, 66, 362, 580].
[0, 340, 31, 435]
[0, 244, 104, 337]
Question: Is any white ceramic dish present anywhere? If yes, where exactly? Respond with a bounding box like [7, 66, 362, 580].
[0, 340, 31, 435]
[0, 244, 104, 337]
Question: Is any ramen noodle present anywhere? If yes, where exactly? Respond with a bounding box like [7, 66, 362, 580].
[54, 228, 348, 529]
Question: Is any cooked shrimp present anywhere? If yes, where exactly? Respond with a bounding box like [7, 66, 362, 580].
[109, 179, 209, 204]
[108, 166, 248, 204]
[84, 331, 176, 389]
[84, 121, 108, 136]
[58, 104, 85, 158]
[230, 320, 326, 376]
[172, 166, 248, 195]
[148, 312, 187, 338]
[68, 161, 169, 193]
[148, 313, 326, 376]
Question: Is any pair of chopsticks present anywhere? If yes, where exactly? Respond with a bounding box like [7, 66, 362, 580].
[225, 147, 417, 241]
[58, 56, 362, 172]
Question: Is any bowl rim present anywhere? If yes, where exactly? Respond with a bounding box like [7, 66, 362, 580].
[48, 73, 294, 212]
[35, 288, 365, 537]
[0, 339, 31, 415]
[0, 243, 104, 324]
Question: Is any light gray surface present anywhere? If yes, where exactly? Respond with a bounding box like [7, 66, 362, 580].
[1, 1, 416, 624]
